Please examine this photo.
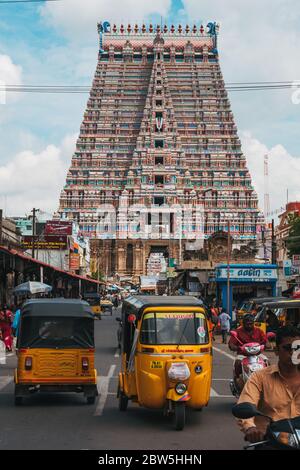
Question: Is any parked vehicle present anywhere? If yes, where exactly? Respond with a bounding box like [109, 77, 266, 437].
[237, 297, 286, 326]
[82, 293, 102, 318]
[255, 299, 300, 334]
[100, 299, 113, 315]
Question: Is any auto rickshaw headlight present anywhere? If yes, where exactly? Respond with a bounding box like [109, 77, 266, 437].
[175, 383, 187, 395]
[168, 362, 190, 381]
[82, 357, 89, 371]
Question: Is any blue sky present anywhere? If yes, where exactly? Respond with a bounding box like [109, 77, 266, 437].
[0, 0, 300, 216]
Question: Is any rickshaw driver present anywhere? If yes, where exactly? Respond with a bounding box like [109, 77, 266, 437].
[157, 319, 188, 344]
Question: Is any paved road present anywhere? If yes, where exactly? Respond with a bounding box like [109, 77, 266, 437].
[0, 308, 255, 450]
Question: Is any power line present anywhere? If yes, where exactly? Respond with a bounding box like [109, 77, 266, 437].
[0, 81, 298, 94]
[0, 0, 61, 3]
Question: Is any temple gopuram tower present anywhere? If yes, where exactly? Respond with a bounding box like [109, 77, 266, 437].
[59, 22, 263, 279]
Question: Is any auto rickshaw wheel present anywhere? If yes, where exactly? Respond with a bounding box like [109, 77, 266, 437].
[174, 402, 185, 431]
[118, 391, 128, 411]
[14, 396, 23, 406]
[87, 396, 96, 405]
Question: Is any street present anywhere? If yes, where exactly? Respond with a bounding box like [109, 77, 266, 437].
[0, 308, 248, 450]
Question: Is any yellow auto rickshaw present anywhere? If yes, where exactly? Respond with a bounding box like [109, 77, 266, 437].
[100, 299, 113, 316]
[117, 295, 212, 430]
[14, 299, 98, 405]
[255, 299, 300, 334]
[83, 292, 102, 318]
[237, 296, 286, 325]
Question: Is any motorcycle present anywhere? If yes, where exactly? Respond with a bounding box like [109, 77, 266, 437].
[232, 402, 300, 450]
[229, 330, 269, 398]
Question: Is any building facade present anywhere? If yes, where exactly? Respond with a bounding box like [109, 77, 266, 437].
[59, 22, 262, 279]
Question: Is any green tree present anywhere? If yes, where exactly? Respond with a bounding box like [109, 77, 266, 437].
[286, 215, 300, 257]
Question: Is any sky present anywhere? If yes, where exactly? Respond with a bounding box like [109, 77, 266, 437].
[0, 0, 299, 218]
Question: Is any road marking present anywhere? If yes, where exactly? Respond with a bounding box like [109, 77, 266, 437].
[94, 365, 116, 416]
[210, 387, 232, 398]
[212, 378, 230, 381]
[0, 376, 13, 391]
[114, 349, 120, 358]
[213, 346, 235, 361]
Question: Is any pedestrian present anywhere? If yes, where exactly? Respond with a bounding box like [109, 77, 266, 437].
[219, 308, 231, 344]
[231, 306, 238, 329]
[0, 305, 13, 352]
[12, 303, 22, 338]
[113, 294, 119, 308]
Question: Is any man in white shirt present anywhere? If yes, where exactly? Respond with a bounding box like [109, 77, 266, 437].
[219, 308, 231, 344]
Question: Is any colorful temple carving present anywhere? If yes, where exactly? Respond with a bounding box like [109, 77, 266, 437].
[58, 23, 263, 278]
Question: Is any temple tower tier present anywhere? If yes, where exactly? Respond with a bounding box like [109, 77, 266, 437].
[59, 23, 263, 278]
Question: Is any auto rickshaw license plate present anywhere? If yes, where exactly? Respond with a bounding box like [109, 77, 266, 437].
[150, 361, 163, 369]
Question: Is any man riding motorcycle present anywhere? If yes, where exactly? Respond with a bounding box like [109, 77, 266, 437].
[236, 325, 300, 445]
[229, 314, 267, 393]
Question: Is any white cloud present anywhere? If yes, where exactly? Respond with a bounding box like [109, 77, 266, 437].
[40, 0, 172, 40]
[0, 134, 77, 216]
[241, 131, 300, 215]
[0, 54, 22, 103]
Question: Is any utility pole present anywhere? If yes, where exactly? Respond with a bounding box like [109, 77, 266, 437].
[271, 218, 276, 264]
[31, 208, 39, 259]
[227, 220, 231, 316]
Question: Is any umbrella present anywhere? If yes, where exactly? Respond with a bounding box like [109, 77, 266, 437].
[13, 281, 52, 295]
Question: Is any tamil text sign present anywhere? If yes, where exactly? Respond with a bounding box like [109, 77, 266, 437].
[22, 236, 68, 250]
[217, 267, 277, 282]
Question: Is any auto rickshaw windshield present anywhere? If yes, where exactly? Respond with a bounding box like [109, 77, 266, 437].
[140, 311, 208, 345]
[240, 301, 252, 312]
[18, 316, 95, 349]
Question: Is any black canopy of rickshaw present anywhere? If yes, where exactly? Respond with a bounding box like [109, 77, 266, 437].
[18, 299, 95, 349]
[255, 299, 300, 325]
[260, 299, 300, 309]
[248, 296, 286, 305]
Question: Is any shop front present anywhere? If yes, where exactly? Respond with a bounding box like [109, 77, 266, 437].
[215, 264, 278, 316]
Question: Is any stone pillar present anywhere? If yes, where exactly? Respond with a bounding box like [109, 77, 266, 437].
[117, 242, 126, 275]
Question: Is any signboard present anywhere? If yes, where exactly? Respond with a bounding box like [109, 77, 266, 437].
[283, 260, 292, 277]
[216, 267, 277, 282]
[292, 255, 300, 267]
[69, 253, 80, 271]
[22, 235, 68, 250]
[140, 275, 157, 289]
[167, 267, 177, 278]
[45, 221, 72, 236]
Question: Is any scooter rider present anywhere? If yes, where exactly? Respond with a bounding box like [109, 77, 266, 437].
[236, 325, 300, 444]
[229, 314, 267, 392]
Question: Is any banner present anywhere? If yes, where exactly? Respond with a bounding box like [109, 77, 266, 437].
[69, 253, 80, 271]
[45, 221, 72, 236]
[22, 236, 68, 250]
